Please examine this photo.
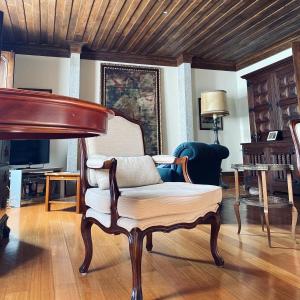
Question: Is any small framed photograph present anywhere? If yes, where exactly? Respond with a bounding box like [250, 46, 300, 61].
[267, 130, 279, 141]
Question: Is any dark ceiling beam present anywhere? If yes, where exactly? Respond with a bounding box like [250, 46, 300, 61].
[81, 49, 177, 67]
[3, 43, 70, 58]
[3, 42, 238, 71]
[176, 53, 193, 65]
[191, 57, 236, 71]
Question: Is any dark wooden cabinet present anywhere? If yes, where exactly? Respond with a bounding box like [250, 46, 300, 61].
[242, 141, 300, 194]
[242, 57, 300, 194]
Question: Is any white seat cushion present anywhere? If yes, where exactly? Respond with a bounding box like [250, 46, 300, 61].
[86, 204, 220, 231]
[85, 182, 222, 220]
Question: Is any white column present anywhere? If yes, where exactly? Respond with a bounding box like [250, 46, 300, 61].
[66, 43, 84, 172]
[177, 62, 194, 141]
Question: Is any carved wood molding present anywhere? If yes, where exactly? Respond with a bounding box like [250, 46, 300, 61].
[68, 41, 87, 54]
[176, 53, 194, 65]
[81, 49, 177, 66]
[192, 57, 237, 71]
[3, 43, 238, 71]
[3, 43, 70, 58]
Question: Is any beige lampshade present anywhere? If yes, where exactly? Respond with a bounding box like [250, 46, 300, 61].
[200, 90, 229, 116]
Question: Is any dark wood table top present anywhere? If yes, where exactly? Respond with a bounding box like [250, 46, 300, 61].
[0, 88, 114, 139]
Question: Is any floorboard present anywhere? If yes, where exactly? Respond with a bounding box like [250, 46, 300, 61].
[1, 188, 300, 299]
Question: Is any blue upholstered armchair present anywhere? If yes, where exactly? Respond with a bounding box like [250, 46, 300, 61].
[157, 142, 229, 186]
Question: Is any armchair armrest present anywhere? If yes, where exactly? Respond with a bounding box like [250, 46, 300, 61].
[86, 156, 120, 226]
[153, 155, 192, 183]
[152, 155, 176, 164]
[87, 156, 114, 169]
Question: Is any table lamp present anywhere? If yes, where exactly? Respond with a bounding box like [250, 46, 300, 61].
[200, 90, 229, 144]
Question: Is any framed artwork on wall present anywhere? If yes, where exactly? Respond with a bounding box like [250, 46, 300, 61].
[101, 63, 161, 155]
[198, 98, 223, 130]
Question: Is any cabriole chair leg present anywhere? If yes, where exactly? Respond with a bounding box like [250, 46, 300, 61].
[129, 228, 144, 300]
[146, 232, 153, 252]
[79, 216, 93, 274]
[210, 213, 224, 267]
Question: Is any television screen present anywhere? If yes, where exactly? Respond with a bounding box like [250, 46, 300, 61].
[9, 140, 50, 165]
[0, 11, 3, 52]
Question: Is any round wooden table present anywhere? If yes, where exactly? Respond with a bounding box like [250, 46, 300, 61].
[0, 88, 113, 241]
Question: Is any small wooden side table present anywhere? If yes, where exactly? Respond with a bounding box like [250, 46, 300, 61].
[231, 163, 298, 247]
[45, 172, 80, 213]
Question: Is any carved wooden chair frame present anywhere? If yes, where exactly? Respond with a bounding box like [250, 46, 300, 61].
[78, 131, 224, 299]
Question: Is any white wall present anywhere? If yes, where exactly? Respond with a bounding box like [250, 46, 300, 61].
[80, 59, 181, 154]
[13, 49, 293, 171]
[14, 54, 70, 169]
[192, 69, 239, 171]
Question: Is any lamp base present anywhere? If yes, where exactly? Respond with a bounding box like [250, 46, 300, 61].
[213, 114, 220, 144]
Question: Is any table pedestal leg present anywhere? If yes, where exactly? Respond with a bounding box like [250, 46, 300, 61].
[264, 212, 271, 247]
[234, 170, 241, 234]
[292, 206, 298, 241]
[257, 172, 265, 232]
[261, 171, 271, 247]
[287, 171, 298, 242]
[45, 176, 50, 211]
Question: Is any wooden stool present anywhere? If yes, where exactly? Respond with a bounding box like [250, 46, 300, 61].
[45, 172, 80, 213]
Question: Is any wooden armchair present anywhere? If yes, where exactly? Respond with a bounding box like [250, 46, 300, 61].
[79, 115, 224, 300]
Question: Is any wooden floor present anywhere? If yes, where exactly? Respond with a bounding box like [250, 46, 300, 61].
[1, 190, 300, 300]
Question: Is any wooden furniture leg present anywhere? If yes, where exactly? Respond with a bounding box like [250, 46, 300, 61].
[257, 172, 265, 232]
[287, 171, 298, 241]
[76, 177, 81, 214]
[233, 169, 241, 234]
[261, 171, 271, 247]
[0, 213, 10, 242]
[129, 228, 144, 300]
[210, 213, 224, 266]
[146, 232, 153, 252]
[45, 175, 50, 211]
[79, 216, 93, 274]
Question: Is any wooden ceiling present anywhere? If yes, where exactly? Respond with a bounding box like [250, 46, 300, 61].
[1, 0, 300, 70]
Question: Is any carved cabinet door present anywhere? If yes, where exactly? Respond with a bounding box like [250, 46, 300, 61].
[247, 73, 277, 141]
[274, 64, 299, 139]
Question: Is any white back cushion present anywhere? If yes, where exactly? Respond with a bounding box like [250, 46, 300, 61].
[85, 116, 145, 186]
[86, 116, 144, 157]
[90, 155, 162, 190]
